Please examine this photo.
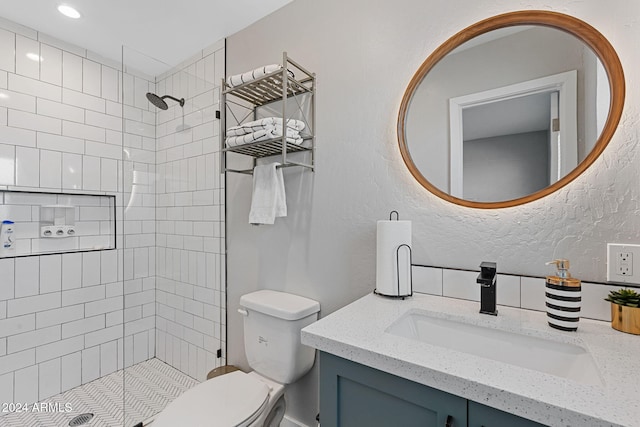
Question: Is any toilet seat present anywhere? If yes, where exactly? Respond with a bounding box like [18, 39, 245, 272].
[153, 371, 270, 427]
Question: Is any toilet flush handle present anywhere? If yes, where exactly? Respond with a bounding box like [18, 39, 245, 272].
[237, 308, 249, 316]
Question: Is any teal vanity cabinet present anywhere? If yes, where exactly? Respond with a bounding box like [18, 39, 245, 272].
[468, 402, 545, 427]
[320, 352, 466, 427]
[320, 352, 545, 427]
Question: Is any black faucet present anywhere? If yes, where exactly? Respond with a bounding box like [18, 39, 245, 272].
[477, 262, 497, 315]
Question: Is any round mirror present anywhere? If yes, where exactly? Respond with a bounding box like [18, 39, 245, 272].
[398, 11, 624, 208]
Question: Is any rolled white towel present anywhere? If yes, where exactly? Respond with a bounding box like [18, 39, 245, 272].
[226, 117, 306, 137]
[226, 129, 303, 147]
[227, 65, 294, 87]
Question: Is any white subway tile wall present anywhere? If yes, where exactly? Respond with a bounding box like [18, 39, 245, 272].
[411, 266, 443, 296]
[154, 43, 225, 382]
[442, 269, 481, 302]
[413, 265, 621, 321]
[0, 248, 159, 405]
[0, 19, 159, 410]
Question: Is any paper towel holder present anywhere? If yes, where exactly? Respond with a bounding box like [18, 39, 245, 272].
[374, 243, 413, 299]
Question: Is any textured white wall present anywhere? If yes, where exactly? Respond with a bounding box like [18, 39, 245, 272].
[226, 0, 640, 424]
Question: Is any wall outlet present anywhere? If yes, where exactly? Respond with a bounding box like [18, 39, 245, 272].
[607, 243, 640, 284]
[618, 252, 632, 275]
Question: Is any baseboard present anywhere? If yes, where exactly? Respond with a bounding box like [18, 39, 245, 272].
[281, 414, 312, 427]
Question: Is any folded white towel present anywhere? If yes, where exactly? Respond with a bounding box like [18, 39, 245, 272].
[226, 128, 303, 147]
[249, 163, 287, 225]
[227, 65, 294, 87]
[227, 117, 306, 137]
[227, 124, 301, 139]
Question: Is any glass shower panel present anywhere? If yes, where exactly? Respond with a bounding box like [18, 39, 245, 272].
[0, 26, 125, 427]
[121, 46, 160, 427]
[121, 45, 225, 426]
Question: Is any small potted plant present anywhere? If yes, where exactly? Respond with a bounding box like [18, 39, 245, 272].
[605, 288, 640, 335]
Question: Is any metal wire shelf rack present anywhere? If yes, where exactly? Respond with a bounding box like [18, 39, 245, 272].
[220, 52, 316, 174]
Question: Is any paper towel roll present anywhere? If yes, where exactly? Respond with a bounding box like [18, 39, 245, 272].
[376, 220, 412, 297]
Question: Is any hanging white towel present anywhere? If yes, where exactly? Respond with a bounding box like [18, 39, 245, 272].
[249, 163, 287, 225]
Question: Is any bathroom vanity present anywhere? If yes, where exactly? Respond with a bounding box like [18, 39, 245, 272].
[301, 293, 640, 427]
[319, 352, 543, 427]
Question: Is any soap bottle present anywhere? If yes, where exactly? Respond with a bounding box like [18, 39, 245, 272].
[545, 259, 581, 331]
[1, 220, 15, 251]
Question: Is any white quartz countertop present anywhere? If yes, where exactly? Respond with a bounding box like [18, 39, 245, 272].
[301, 293, 640, 427]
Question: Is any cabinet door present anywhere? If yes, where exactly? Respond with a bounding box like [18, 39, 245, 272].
[320, 352, 466, 427]
[468, 401, 546, 427]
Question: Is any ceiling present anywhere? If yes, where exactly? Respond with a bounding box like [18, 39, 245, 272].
[0, 0, 293, 75]
[463, 91, 552, 141]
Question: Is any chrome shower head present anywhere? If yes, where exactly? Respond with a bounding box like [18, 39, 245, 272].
[146, 92, 185, 110]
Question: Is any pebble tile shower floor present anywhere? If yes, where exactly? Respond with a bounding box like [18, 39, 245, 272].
[0, 358, 199, 427]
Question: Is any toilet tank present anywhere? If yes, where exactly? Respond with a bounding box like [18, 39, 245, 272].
[239, 290, 320, 384]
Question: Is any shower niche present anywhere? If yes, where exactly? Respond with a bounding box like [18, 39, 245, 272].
[0, 190, 116, 258]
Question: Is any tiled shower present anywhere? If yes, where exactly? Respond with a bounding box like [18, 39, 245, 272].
[0, 16, 225, 425]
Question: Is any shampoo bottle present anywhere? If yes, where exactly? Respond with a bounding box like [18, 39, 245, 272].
[1, 220, 15, 251]
[545, 259, 581, 331]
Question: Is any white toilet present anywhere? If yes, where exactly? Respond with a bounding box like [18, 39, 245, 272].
[153, 290, 320, 427]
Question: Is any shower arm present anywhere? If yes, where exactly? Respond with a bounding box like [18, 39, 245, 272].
[162, 95, 185, 107]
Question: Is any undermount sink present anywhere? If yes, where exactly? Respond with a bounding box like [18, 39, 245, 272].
[386, 310, 603, 387]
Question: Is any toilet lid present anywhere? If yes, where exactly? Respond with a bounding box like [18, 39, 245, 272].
[153, 371, 270, 427]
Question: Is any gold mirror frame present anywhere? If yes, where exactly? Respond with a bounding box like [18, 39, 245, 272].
[397, 10, 625, 209]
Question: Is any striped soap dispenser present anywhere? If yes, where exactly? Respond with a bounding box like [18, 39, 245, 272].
[545, 259, 581, 331]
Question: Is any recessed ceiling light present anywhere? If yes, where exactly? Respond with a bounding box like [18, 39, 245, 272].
[57, 4, 81, 19]
[26, 52, 43, 62]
